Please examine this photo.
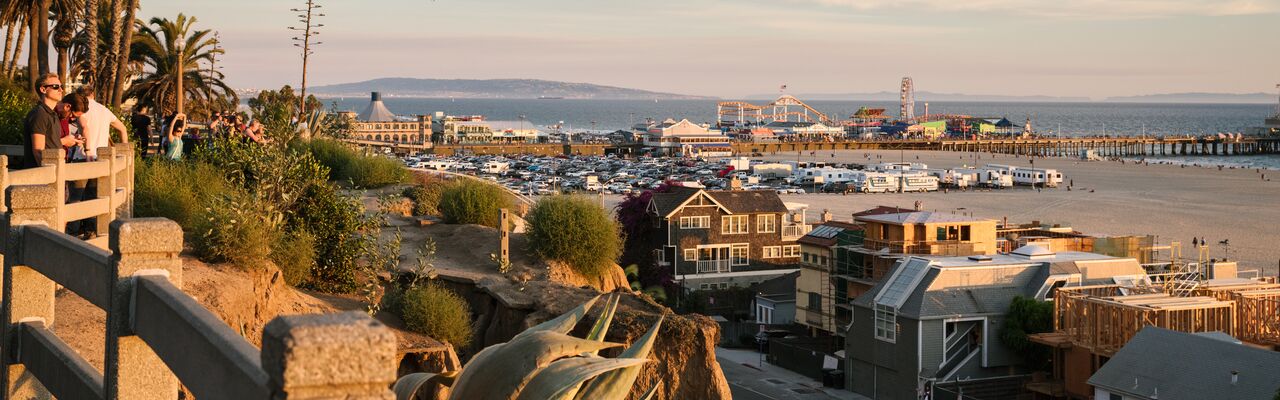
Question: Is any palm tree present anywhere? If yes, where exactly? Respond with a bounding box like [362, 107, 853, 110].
[79, 0, 96, 87]
[109, 0, 135, 107]
[126, 14, 234, 116]
[51, 0, 82, 83]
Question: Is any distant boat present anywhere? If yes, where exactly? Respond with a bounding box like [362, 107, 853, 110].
[538, 96, 564, 100]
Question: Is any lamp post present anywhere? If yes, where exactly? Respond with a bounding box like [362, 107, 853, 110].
[290, 0, 324, 118]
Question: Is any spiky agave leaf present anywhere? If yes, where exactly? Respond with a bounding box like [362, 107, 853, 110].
[513, 357, 650, 400]
[514, 294, 602, 340]
[638, 382, 662, 400]
[448, 330, 623, 400]
[585, 293, 621, 344]
[573, 316, 665, 400]
[394, 371, 459, 400]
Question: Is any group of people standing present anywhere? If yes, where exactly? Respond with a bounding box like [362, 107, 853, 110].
[20, 73, 130, 169]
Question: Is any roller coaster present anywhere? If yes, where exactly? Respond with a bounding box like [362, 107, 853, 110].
[716, 95, 834, 126]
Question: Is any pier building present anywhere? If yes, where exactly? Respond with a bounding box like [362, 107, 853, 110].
[642, 118, 733, 157]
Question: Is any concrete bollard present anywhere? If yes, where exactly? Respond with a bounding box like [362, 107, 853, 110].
[105, 218, 183, 400]
[262, 312, 397, 399]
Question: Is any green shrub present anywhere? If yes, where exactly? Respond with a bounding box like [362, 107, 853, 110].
[295, 138, 406, 188]
[0, 80, 33, 145]
[439, 180, 515, 227]
[402, 184, 445, 217]
[525, 195, 622, 279]
[191, 192, 280, 269]
[289, 183, 378, 293]
[273, 231, 317, 286]
[400, 284, 473, 347]
[999, 296, 1054, 371]
[134, 158, 232, 227]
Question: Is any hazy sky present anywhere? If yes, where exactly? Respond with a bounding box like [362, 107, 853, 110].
[142, 0, 1280, 99]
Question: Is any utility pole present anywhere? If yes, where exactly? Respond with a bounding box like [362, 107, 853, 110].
[290, 0, 324, 118]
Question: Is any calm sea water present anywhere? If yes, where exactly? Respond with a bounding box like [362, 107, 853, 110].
[320, 97, 1280, 168]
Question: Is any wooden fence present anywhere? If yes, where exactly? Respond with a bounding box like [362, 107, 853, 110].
[0, 146, 396, 399]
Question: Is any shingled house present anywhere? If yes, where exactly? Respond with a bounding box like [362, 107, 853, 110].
[649, 187, 809, 291]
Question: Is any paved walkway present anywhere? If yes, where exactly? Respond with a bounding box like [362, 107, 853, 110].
[716, 347, 868, 400]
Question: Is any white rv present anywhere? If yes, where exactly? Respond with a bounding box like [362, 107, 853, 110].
[794, 167, 858, 185]
[923, 168, 971, 188]
[852, 172, 898, 193]
[1011, 168, 1064, 187]
[868, 162, 928, 173]
[419, 161, 456, 171]
[898, 173, 940, 192]
[481, 161, 510, 174]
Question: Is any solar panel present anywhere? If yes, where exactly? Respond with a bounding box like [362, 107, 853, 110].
[874, 258, 932, 309]
[806, 225, 843, 239]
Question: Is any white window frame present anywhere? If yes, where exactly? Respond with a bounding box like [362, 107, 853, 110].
[722, 215, 749, 234]
[782, 245, 801, 258]
[763, 246, 782, 259]
[730, 244, 749, 266]
[683, 249, 697, 261]
[875, 304, 897, 343]
[679, 215, 710, 229]
[757, 214, 776, 233]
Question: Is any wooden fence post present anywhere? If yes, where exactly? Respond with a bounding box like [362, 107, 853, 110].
[262, 312, 396, 399]
[1, 168, 64, 398]
[104, 218, 183, 400]
[499, 209, 510, 265]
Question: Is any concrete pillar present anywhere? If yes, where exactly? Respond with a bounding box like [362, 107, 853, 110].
[96, 146, 118, 236]
[261, 312, 396, 399]
[499, 209, 510, 266]
[105, 219, 184, 400]
[2, 181, 63, 398]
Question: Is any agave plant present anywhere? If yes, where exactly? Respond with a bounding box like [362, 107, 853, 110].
[394, 293, 663, 400]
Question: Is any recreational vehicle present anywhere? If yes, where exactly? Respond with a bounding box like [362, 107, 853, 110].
[923, 168, 971, 188]
[793, 167, 858, 185]
[984, 164, 1062, 187]
[898, 173, 940, 192]
[852, 172, 898, 193]
[419, 161, 456, 171]
[481, 161, 510, 174]
[868, 162, 927, 172]
[955, 167, 1013, 188]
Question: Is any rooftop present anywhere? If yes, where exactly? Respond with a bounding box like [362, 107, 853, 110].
[856, 211, 995, 225]
[1088, 327, 1280, 400]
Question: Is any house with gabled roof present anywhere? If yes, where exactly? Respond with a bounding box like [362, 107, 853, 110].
[1087, 327, 1280, 400]
[648, 187, 810, 291]
[845, 245, 1147, 400]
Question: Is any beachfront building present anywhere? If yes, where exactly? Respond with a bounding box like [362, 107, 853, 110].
[845, 247, 1147, 400]
[795, 219, 864, 338]
[880, 120, 947, 139]
[343, 92, 432, 145]
[643, 118, 733, 157]
[847, 107, 892, 138]
[437, 116, 546, 144]
[764, 121, 846, 141]
[845, 211, 999, 294]
[1087, 327, 1280, 400]
[648, 187, 811, 291]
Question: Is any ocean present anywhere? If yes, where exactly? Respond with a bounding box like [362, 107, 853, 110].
[319, 97, 1280, 168]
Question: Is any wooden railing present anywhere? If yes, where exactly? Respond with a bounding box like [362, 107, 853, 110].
[0, 148, 396, 399]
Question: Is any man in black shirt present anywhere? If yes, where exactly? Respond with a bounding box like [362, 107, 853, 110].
[131, 105, 152, 157]
[22, 73, 78, 168]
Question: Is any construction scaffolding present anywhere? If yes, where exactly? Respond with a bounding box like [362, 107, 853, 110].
[1194, 281, 1280, 346]
[1053, 285, 1236, 357]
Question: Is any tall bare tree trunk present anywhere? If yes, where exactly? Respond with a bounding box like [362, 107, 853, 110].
[103, 0, 122, 105]
[36, 0, 51, 75]
[110, 0, 136, 109]
[2, 22, 15, 73]
[27, 7, 40, 88]
[8, 17, 25, 79]
[83, 0, 99, 89]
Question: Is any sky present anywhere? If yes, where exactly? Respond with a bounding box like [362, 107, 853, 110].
[141, 0, 1280, 100]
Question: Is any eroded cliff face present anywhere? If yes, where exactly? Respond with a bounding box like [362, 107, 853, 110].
[431, 274, 732, 400]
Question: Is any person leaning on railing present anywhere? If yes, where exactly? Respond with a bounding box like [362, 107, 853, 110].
[21, 73, 82, 169]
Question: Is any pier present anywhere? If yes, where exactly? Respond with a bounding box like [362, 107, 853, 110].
[348, 136, 1280, 158]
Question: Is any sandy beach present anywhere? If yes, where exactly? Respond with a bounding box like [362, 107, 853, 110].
[608, 150, 1280, 276]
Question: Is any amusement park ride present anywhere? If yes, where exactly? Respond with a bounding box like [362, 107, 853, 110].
[716, 77, 973, 129]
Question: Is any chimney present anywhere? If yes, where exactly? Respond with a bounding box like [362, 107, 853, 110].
[1231, 370, 1239, 385]
[821, 209, 832, 222]
[371, 92, 381, 102]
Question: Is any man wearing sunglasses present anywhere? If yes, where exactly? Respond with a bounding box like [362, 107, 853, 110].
[22, 73, 82, 168]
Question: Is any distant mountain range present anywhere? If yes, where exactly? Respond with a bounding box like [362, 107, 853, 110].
[307, 78, 715, 100]
[1101, 92, 1276, 104]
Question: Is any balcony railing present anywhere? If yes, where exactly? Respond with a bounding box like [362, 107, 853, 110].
[860, 238, 976, 255]
[697, 259, 731, 273]
[782, 224, 811, 241]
